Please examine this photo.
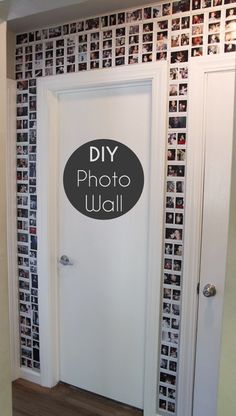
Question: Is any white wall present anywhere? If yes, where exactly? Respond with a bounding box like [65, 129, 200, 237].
[0, 21, 12, 416]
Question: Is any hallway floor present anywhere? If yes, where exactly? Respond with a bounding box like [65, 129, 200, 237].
[12, 379, 143, 416]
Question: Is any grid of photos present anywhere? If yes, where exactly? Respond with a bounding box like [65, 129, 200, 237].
[16, 78, 39, 372]
[15, 1, 236, 415]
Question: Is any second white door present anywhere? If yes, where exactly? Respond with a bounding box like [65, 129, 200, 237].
[193, 67, 235, 416]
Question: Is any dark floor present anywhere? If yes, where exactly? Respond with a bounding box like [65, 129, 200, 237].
[12, 379, 143, 416]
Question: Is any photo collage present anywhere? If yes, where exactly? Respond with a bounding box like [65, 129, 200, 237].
[16, 76, 39, 372]
[15, 0, 236, 414]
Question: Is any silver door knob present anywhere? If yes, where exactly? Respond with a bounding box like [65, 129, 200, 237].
[203, 284, 216, 298]
[59, 255, 73, 266]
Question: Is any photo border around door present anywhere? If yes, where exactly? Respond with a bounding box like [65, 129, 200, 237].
[7, 56, 235, 416]
[35, 62, 167, 416]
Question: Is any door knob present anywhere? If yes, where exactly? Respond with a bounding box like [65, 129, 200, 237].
[59, 255, 73, 266]
[203, 284, 216, 298]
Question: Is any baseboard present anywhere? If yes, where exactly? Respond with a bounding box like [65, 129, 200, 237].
[18, 367, 41, 385]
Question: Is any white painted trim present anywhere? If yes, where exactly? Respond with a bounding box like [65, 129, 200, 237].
[6, 79, 20, 382]
[19, 367, 41, 384]
[37, 88, 60, 387]
[178, 54, 236, 416]
[37, 62, 167, 415]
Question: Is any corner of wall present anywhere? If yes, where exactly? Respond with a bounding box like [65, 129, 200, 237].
[7, 26, 16, 81]
[0, 20, 13, 416]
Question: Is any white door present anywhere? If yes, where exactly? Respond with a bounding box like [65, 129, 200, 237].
[58, 83, 151, 409]
[193, 68, 235, 416]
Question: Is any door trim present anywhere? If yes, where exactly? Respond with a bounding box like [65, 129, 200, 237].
[178, 55, 236, 416]
[37, 62, 167, 415]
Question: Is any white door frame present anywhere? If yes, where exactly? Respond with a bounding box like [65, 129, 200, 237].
[36, 62, 167, 416]
[177, 54, 236, 416]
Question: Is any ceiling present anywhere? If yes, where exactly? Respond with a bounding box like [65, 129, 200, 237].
[0, 0, 155, 33]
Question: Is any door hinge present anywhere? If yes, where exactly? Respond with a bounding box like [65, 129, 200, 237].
[197, 282, 200, 295]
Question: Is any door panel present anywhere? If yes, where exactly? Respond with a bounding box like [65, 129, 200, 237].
[58, 83, 151, 408]
[193, 70, 235, 416]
